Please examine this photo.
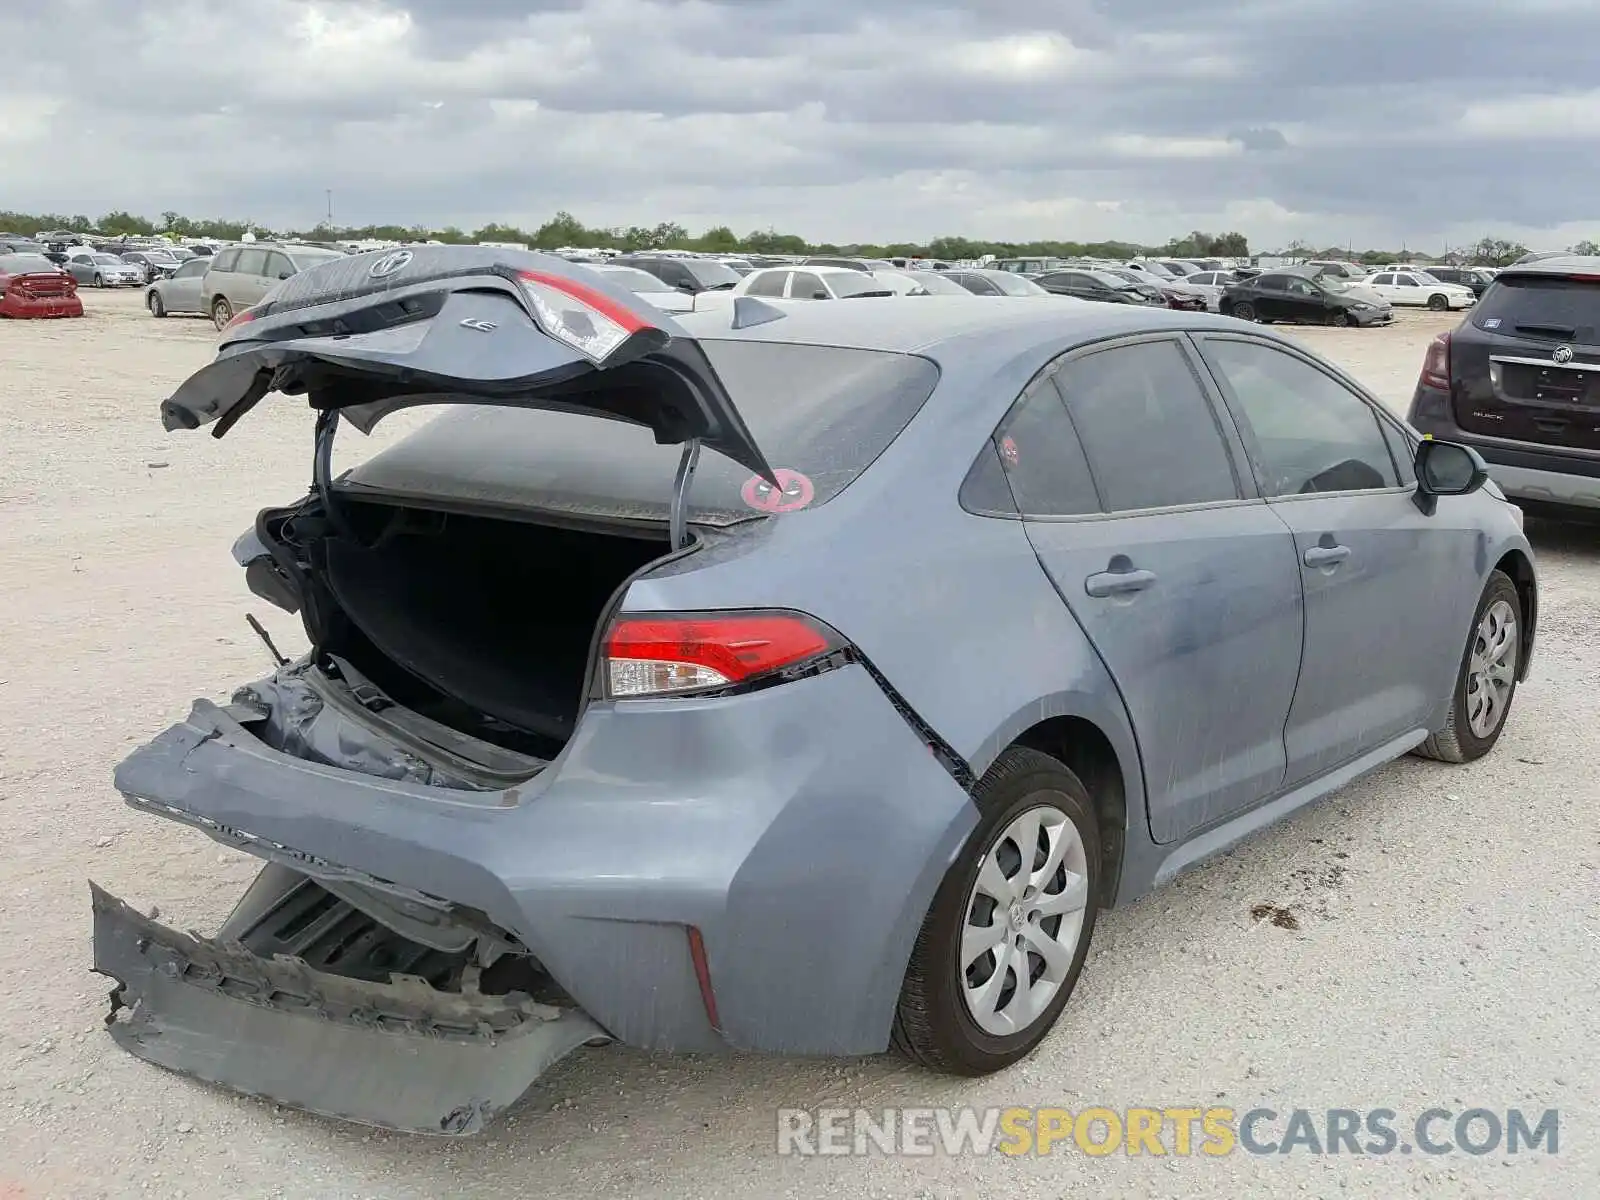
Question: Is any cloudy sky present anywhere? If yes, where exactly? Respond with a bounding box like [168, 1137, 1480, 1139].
[4, 0, 1600, 250]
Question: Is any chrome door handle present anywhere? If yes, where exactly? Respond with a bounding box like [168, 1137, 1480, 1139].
[1303, 544, 1351, 567]
[1085, 568, 1157, 597]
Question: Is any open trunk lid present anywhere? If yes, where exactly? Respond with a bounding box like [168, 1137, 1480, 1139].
[159, 246, 776, 484]
[1452, 268, 1600, 451]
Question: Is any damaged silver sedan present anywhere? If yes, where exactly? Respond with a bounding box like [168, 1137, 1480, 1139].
[96, 245, 1536, 1136]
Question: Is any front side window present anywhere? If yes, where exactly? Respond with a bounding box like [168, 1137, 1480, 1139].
[1055, 340, 1241, 512]
[1198, 337, 1400, 496]
[790, 272, 829, 299]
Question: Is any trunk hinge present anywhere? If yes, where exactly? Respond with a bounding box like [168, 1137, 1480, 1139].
[669, 438, 702, 551]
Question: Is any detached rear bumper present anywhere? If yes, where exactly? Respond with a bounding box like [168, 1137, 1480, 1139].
[106, 662, 975, 1061]
[91, 883, 607, 1135]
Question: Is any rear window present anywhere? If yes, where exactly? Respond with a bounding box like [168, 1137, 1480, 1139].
[1471, 275, 1600, 340]
[341, 341, 942, 527]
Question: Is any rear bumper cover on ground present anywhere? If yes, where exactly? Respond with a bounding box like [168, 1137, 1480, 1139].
[90, 883, 607, 1135]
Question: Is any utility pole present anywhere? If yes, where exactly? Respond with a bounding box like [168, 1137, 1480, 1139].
[325, 190, 333, 227]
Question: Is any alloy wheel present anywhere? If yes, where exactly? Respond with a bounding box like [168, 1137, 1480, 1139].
[960, 803, 1089, 1037]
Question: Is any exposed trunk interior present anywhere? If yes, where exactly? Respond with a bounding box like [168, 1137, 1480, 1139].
[308, 496, 671, 758]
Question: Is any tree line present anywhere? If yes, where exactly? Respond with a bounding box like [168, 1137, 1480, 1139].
[2, 208, 1593, 266]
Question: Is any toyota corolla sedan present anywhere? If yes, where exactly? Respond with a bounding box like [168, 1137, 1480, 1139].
[93, 248, 1537, 1137]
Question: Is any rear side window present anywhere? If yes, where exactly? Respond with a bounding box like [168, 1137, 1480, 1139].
[1055, 340, 1241, 512]
[345, 342, 941, 526]
[1472, 275, 1600, 340]
[745, 271, 786, 298]
[235, 249, 268, 275]
[980, 377, 1101, 517]
[210, 248, 240, 272]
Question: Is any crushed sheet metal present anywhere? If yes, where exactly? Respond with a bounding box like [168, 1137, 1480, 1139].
[89, 883, 610, 1136]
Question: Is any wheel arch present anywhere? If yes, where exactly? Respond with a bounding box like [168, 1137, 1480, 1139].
[1493, 547, 1537, 680]
[991, 712, 1137, 910]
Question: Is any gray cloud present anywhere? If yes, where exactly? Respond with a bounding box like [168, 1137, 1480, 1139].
[3, 0, 1600, 248]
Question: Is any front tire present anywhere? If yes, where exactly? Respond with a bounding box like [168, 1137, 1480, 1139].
[1328, 310, 1351, 327]
[892, 746, 1101, 1075]
[1415, 570, 1521, 763]
[1427, 293, 1450, 311]
[211, 296, 233, 331]
[93, 274, 104, 288]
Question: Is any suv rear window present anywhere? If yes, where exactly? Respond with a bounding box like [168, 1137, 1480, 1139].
[1471, 274, 1600, 341]
[340, 341, 941, 526]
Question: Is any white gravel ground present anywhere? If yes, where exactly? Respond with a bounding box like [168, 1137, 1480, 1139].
[1, 290, 1596, 1199]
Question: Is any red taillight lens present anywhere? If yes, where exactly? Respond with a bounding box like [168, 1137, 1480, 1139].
[602, 610, 845, 698]
[515, 268, 656, 364]
[223, 307, 257, 332]
[1420, 331, 1451, 391]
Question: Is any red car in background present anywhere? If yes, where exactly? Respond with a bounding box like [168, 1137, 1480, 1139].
[0, 253, 83, 318]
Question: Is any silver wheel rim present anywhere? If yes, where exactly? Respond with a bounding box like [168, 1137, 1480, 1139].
[1466, 598, 1517, 738]
[960, 801, 1089, 1037]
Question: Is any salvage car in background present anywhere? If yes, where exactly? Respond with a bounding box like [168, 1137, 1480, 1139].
[724, 264, 896, 301]
[1221, 270, 1394, 326]
[1360, 269, 1477, 311]
[201, 242, 348, 330]
[943, 268, 1054, 297]
[0, 252, 83, 318]
[1031, 268, 1159, 305]
[144, 256, 212, 317]
[588, 263, 698, 313]
[93, 247, 1535, 1138]
[64, 251, 143, 288]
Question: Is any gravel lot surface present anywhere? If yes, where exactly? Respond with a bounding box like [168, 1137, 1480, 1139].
[1, 290, 1596, 1199]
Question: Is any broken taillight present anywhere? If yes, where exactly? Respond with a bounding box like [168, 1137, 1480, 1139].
[1419, 331, 1451, 391]
[601, 610, 847, 698]
[223, 306, 257, 333]
[515, 269, 654, 364]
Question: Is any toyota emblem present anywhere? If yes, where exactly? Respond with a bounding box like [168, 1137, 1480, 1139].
[1553, 344, 1575, 365]
[368, 249, 414, 279]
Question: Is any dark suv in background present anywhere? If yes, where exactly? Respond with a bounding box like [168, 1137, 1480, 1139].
[1408, 255, 1600, 516]
[1423, 266, 1494, 298]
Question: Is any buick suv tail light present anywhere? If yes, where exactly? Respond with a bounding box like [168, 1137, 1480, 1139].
[1419, 331, 1451, 391]
[602, 610, 849, 698]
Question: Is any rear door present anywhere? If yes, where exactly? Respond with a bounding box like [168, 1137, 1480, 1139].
[1450, 270, 1600, 453]
[1012, 336, 1305, 843]
[1194, 333, 1480, 783]
[231, 248, 272, 305]
[1252, 274, 1293, 320]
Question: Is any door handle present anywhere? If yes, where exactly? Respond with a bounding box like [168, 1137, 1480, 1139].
[1303, 544, 1351, 567]
[1085, 568, 1157, 597]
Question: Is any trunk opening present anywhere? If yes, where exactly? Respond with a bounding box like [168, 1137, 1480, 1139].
[291, 495, 675, 758]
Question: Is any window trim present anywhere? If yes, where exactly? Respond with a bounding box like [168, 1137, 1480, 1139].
[1187, 331, 1417, 502]
[959, 332, 1261, 523]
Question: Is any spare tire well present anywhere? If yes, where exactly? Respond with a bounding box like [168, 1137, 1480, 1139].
[1014, 717, 1126, 907]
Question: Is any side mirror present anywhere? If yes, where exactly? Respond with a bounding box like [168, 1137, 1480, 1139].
[278, 270, 293, 279]
[1413, 439, 1488, 514]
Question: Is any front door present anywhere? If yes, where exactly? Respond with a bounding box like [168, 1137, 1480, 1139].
[1194, 333, 1484, 783]
[1008, 336, 1305, 843]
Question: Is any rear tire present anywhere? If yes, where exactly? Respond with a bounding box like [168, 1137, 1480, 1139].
[1427, 293, 1449, 311]
[892, 746, 1101, 1076]
[211, 296, 233, 331]
[1233, 301, 1257, 322]
[1414, 570, 1521, 763]
[147, 291, 166, 318]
